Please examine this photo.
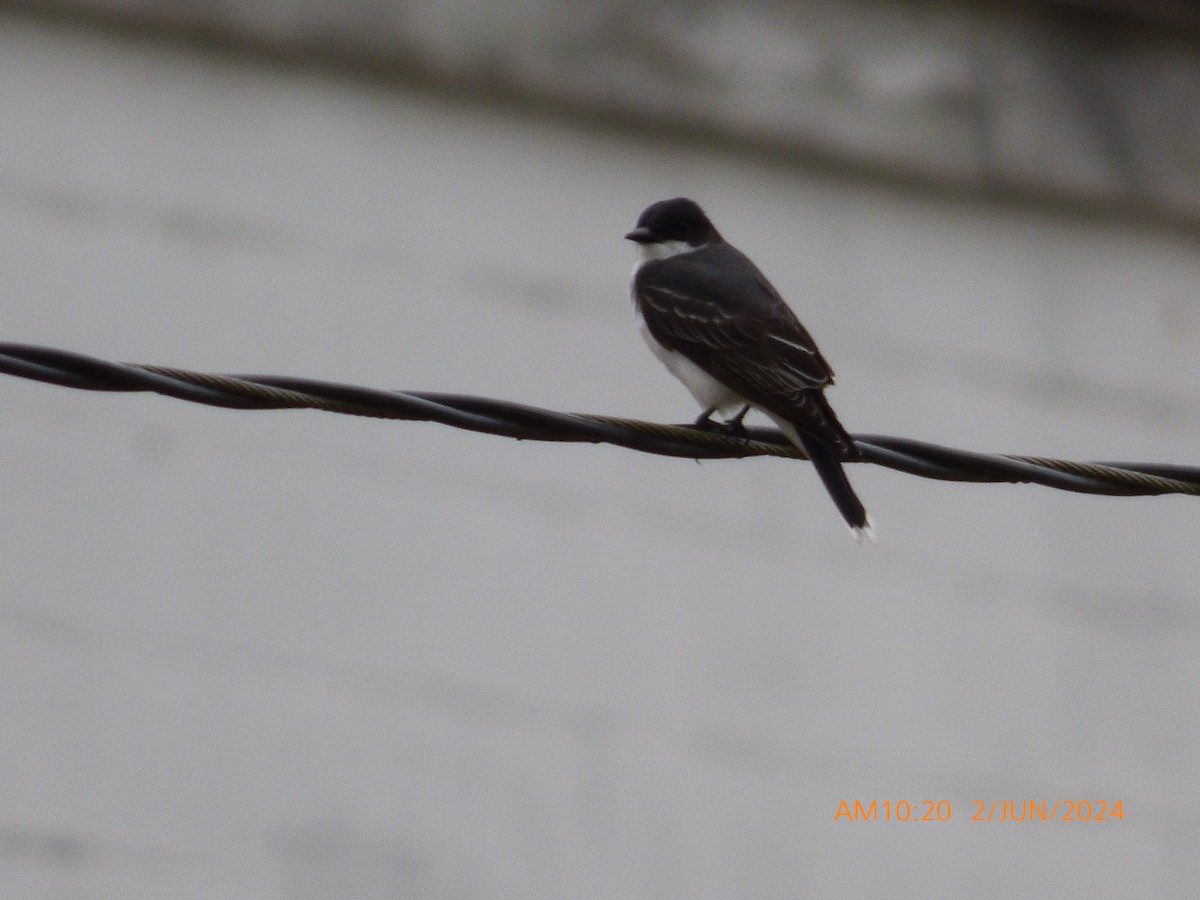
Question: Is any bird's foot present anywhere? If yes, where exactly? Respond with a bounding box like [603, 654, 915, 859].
[693, 407, 749, 438]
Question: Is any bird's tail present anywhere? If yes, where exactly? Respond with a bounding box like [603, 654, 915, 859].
[793, 431, 876, 544]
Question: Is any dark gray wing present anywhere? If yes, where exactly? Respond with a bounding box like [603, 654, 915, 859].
[635, 243, 855, 453]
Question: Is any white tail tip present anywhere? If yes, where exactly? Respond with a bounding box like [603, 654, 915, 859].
[850, 514, 877, 545]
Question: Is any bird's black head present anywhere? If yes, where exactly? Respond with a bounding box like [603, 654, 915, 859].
[625, 197, 721, 248]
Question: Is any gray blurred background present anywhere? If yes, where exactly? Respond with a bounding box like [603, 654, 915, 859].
[2, 1, 1199, 896]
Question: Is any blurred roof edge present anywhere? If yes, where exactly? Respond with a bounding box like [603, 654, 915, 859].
[7, 0, 1200, 229]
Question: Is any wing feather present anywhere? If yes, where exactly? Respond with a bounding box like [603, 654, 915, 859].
[635, 244, 855, 454]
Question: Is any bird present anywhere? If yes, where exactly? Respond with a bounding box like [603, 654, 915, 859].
[625, 197, 875, 543]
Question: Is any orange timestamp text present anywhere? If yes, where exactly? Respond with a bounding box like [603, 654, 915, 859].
[835, 799, 1125, 823]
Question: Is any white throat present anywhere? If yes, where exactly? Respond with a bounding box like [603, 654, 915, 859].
[633, 239, 697, 268]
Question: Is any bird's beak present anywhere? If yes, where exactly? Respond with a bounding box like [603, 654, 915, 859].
[624, 227, 657, 244]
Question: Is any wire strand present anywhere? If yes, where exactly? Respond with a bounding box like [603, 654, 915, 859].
[2, 342, 1197, 497]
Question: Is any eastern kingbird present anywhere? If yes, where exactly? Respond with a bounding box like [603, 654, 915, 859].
[626, 197, 875, 543]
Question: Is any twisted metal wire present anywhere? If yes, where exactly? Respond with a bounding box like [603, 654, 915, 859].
[2, 342, 1197, 497]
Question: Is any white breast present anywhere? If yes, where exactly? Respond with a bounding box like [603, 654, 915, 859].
[631, 245, 745, 416]
[636, 313, 745, 414]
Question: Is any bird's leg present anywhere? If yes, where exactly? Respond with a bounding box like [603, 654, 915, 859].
[693, 404, 750, 437]
[723, 404, 751, 437]
[693, 406, 720, 430]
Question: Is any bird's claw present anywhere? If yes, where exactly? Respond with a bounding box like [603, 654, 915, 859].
[693, 414, 749, 438]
